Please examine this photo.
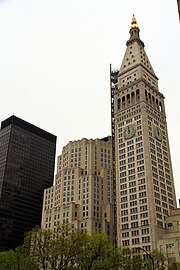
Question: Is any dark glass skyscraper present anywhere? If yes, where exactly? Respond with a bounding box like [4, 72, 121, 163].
[0, 115, 56, 250]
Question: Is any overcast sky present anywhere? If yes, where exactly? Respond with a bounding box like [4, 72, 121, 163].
[0, 0, 180, 198]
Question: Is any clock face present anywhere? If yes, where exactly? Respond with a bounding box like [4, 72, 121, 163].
[124, 125, 136, 139]
[154, 126, 162, 141]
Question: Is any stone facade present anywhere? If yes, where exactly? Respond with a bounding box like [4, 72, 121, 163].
[41, 137, 114, 242]
[112, 16, 177, 252]
[158, 208, 180, 263]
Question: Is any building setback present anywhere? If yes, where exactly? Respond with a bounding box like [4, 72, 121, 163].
[111, 16, 177, 251]
[41, 137, 114, 243]
[0, 115, 56, 250]
[157, 208, 180, 263]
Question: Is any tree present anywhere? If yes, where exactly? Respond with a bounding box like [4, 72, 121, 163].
[50, 225, 87, 269]
[151, 250, 167, 270]
[23, 225, 88, 270]
[121, 248, 144, 270]
[2, 226, 179, 270]
[8, 225, 176, 270]
[23, 225, 124, 270]
[0, 246, 38, 270]
[76, 231, 123, 270]
[0, 249, 17, 270]
[23, 226, 53, 270]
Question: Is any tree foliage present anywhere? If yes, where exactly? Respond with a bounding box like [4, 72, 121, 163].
[121, 248, 144, 270]
[76, 231, 122, 270]
[23, 225, 86, 270]
[0, 226, 179, 270]
[151, 249, 167, 270]
[23, 225, 122, 270]
[0, 246, 38, 270]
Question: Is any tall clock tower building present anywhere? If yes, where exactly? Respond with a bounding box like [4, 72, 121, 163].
[111, 16, 177, 251]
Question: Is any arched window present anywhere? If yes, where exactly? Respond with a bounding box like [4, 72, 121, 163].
[117, 98, 121, 110]
[136, 89, 140, 101]
[149, 93, 151, 104]
[127, 94, 130, 105]
[156, 99, 159, 110]
[131, 92, 135, 105]
[159, 101, 163, 113]
[145, 90, 148, 102]
[122, 96, 125, 109]
[152, 96, 155, 107]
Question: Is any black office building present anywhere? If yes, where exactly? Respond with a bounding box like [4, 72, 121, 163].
[0, 115, 56, 250]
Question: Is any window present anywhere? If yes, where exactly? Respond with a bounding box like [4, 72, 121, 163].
[130, 207, 138, 214]
[131, 222, 138, 228]
[121, 210, 128, 216]
[140, 205, 148, 212]
[129, 181, 136, 187]
[139, 192, 146, 198]
[121, 203, 128, 208]
[141, 219, 149, 226]
[129, 169, 136, 175]
[141, 228, 149, 235]
[122, 224, 129, 230]
[130, 201, 137, 207]
[122, 217, 129, 223]
[122, 232, 129, 238]
[131, 215, 138, 221]
[140, 212, 148, 219]
[122, 240, 130, 246]
[130, 194, 137, 200]
[132, 238, 140, 245]
[131, 230, 139, 236]
[142, 236, 150, 243]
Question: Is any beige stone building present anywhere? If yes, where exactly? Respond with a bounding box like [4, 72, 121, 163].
[111, 16, 177, 252]
[157, 208, 180, 263]
[41, 137, 114, 242]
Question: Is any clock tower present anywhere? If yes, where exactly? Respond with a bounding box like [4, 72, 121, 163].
[111, 16, 177, 251]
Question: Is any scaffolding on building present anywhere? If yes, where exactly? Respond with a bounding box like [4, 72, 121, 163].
[110, 64, 119, 246]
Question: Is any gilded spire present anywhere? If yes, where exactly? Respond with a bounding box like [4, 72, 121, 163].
[127, 15, 144, 47]
[131, 14, 139, 29]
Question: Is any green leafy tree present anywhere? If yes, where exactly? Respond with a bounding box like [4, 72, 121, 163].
[24, 226, 52, 270]
[0, 249, 17, 270]
[0, 246, 38, 270]
[151, 250, 167, 270]
[23, 225, 87, 270]
[76, 231, 123, 270]
[121, 248, 144, 270]
[23, 225, 124, 270]
[8, 225, 176, 270]
[50, 225, 87, 269]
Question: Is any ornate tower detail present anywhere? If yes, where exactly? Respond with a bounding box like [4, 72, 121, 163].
[112, 16, 177, 251]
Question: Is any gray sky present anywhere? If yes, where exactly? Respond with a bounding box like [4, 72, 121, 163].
[0, 0, 180, 199]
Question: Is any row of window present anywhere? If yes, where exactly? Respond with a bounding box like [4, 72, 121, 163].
[122, 236, 150, 246]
